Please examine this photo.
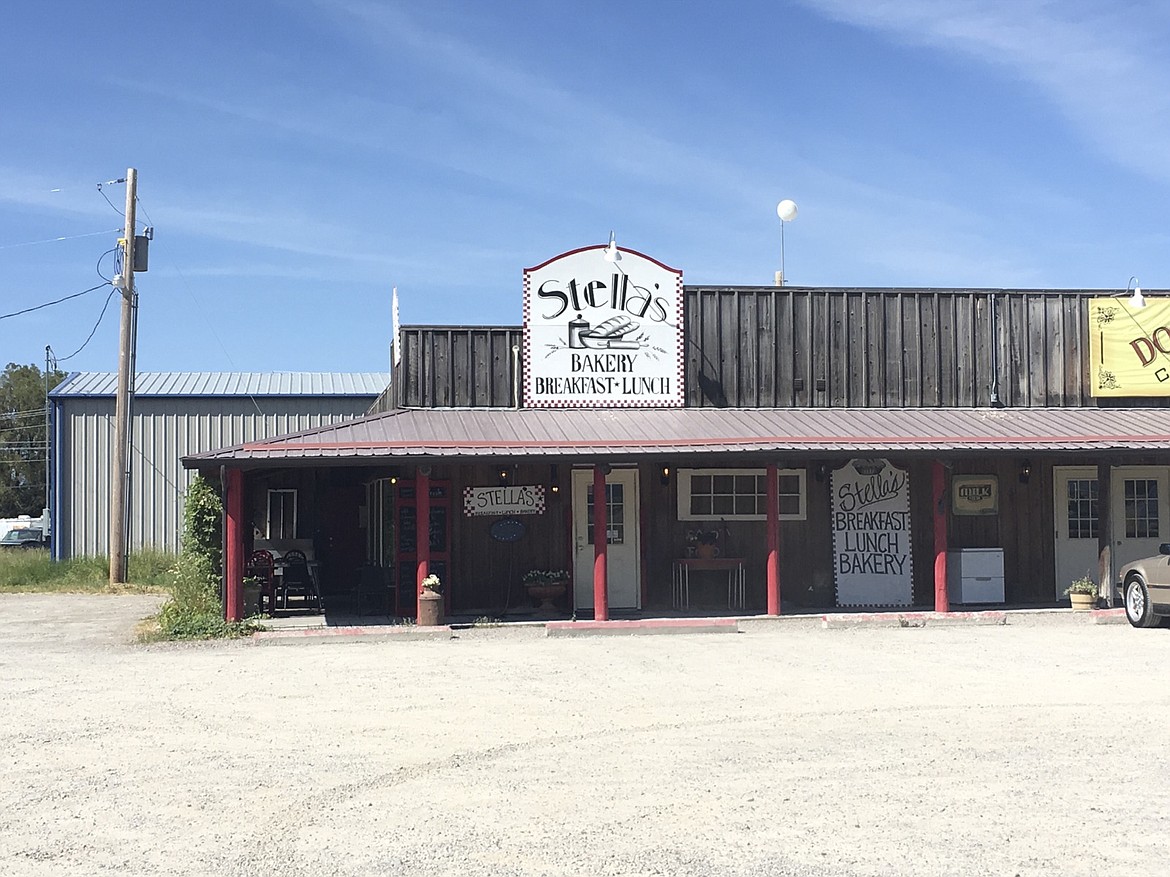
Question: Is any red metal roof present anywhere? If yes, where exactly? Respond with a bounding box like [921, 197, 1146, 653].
[182, 406, 1170, 466]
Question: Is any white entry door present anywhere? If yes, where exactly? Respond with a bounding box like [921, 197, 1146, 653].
[1053, 466, 1170, 599]
[1112, 468, 1169, 569]
[572, 468, 641, 610]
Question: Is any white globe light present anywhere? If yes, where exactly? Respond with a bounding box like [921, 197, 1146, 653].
[776, 199, 798, 222]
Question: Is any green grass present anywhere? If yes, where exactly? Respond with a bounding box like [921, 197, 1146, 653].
[0, 548, 176, 593]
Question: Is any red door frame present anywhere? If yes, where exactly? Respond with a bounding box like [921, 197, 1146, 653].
[395, 477, 452, 616]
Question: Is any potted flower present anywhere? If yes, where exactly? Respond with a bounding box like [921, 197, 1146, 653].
[522, 569, 569, 615]
[418, 573, 444, 626]
[1064, 574, 1098, 611]
[686, 527, 720, 559]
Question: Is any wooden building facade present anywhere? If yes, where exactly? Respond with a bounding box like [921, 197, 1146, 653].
[187, 246, 1170, 621]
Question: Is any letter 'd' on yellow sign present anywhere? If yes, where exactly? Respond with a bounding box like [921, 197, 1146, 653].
[1088, 297, 1170, 397]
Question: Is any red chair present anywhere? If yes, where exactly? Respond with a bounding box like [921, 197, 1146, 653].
[248, 550, 275, 614]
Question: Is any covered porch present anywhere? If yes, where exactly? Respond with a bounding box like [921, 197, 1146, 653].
[180, 405, 1170, 623]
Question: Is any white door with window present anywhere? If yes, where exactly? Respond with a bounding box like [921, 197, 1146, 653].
[572, 468, 640, 611]
[1054, 466, 1169, 599]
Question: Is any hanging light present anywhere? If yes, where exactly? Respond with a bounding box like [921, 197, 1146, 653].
[603, 230, 621, 263]
[1127, 276, 1145, 309]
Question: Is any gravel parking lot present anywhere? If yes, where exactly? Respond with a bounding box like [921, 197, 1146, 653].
[1, 594, 1167, 877]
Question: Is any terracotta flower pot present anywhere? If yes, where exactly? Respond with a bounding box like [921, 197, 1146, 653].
[525, 582, 566, 616]
[696, 543, 717, 560]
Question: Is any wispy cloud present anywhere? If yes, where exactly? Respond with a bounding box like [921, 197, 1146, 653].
[307, 0, 788, 210]
[798, 0, 1170, 184]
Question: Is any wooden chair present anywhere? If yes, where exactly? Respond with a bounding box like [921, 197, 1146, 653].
[247, 550, 275, 614]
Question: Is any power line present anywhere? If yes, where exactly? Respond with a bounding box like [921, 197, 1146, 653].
[1, 246, 118, 322]
[96, 180, 126, 217]
[142, 226, 267, 418]
[0, 229, 120, 251]
[0, 283, 108, 321]
[53, 288, 119, 363]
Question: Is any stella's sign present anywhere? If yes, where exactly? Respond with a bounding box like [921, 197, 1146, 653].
[523, 244, 683, 408]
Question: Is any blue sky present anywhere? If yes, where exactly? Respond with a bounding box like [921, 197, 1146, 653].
[3, 0, 1169, 374]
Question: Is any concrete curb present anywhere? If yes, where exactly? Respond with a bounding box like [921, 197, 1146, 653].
[252, 624, 457, 645]
[820, 611, 1008, 630]
[546, 618, 739, 637]
[1091, 608, 1127, 625]
[248, 606, 1131, 643]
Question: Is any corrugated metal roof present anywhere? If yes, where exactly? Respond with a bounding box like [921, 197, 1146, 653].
[52, 372, 390, 398]
[183, 406, 1170, 465]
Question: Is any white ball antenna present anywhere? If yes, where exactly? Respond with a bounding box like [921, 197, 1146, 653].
[775, 199, 798, 285]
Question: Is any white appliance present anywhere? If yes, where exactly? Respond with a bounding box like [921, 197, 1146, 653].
[947, 548, 1005, 604]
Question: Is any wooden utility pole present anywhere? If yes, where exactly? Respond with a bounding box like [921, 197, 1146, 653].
[109, 168, 137, 585]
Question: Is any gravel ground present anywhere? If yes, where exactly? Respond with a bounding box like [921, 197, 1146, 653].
[1, 593, 1168, 877]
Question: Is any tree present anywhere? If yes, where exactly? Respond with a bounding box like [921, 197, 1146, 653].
[0, 362, 65, 517]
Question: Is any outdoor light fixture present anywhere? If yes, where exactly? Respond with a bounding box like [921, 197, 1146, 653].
[498, 467, 511, 486]
[1019, 460, 1031, 484]
[659, 465, 672, 486]
[603, 230, 621, 263]
[549, 464, 560, 494]
[775, 199, 798, 285]
[1127, 276, 1145, 309]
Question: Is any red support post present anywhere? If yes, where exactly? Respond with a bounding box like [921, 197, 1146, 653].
[416, 467, 431, 597]
[225, 468, 244, 622]
[933, 460, 950, 613]
[593, 464, 609, 621]
[766, 463, 781, 615]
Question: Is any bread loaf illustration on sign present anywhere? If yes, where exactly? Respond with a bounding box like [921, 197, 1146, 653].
[578, 315, 640, 349]
[591, 316, 634, 337]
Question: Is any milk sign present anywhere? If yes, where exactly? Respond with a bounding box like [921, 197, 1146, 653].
[952, 475, 998, 515]
[523, 244, 684, 408]
[831, 459, 913, 607]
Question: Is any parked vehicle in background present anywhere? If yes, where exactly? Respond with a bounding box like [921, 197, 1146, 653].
[1118, 544, 1170, 628]
[0, 527, 48, 550]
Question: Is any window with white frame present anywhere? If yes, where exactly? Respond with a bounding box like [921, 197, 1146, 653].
[677, 468, 806, 521]
[267, 489, 298, 540]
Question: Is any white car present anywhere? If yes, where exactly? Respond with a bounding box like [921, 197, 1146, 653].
[1118, 544, 1170, 628]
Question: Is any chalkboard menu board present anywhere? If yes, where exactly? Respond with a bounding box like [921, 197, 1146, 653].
[398, 505, 448, 554]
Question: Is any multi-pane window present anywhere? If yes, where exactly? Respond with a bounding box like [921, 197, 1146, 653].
[1124, 479, 1159, 539]
[586, 483, 624, 544]
[678, 469, 806, 521]
[1066, 479, 1098, 539]
[266, 489, 297, 540]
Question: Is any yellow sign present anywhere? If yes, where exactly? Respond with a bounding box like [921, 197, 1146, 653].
[1088, 297, 1170, 396]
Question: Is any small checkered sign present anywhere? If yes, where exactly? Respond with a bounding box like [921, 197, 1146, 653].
[463, 485, 546, 516]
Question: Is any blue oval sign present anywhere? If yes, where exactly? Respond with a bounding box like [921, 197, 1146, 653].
[489, 517, 526, 543]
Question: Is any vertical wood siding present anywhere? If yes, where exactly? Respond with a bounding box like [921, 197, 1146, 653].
[394, 289, 1144, 410]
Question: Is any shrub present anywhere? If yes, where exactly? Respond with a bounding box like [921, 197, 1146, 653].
[155, 474, 259, 639]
